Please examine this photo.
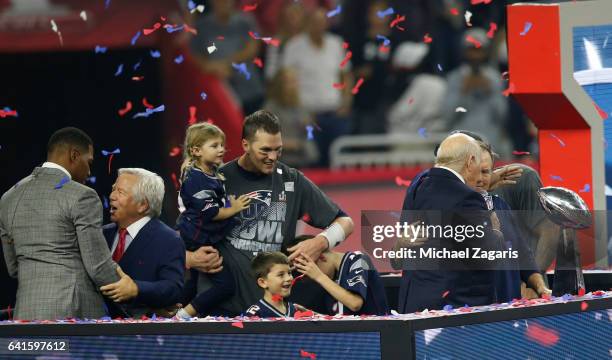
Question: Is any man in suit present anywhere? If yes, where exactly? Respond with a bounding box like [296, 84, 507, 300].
[100, 168, 185, 317]
[398, 133, 503, 313]
[0, 127, 120, 320]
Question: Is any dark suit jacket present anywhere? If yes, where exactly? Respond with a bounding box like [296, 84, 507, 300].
[103, 218, 185, 317]
[398, 167, 501, 313]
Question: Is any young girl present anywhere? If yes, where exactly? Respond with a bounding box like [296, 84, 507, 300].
[175, 123, 250, 319]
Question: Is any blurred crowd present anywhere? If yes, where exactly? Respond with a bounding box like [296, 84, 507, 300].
[186, 0, 541, 168]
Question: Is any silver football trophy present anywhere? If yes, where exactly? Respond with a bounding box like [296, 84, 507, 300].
[538, 186, 592, 296]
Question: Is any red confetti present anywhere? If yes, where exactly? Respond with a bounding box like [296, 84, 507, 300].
[395, 176, 411, 187]
[188, 106, 197, 125]
[301, 213, 311, 223]
[253, 57, 263, 68]
[143, 22, 161, 36]
[525, 322, 560, 347]
[291, 274, 305, 287]
[294, 310, 314, 319]
[332, 82, 346, 90]
[118, 101, 132, 117]
[379, 45, 390, 53]
[594, 102, 608, 120]
[466, 35, 482, 48]
[389, 14, 406, 30]
[342, 42, 349, 49]
[183, 24, 197, 35]
[300, 349, 317, 359]
[231, 321, 244, 328]
[487, 22, 498, 38]
[351, 77, 364, 95]
[423, 33, 433, 44]
[450, 8, 459, 15]
[216, 35, 225, 40]
[262, 38, 280, 47]
[340, 51, 352, 69]
[248, 31, 259, 40]
[471, 0, 493, 4]
[0, 109, 18, 118]
[242, 3, 258, 12]
[442, 290, 450, 298]
[170, 173, 179, 190]
[131, 76, 144, 81]
[142, 98, 155, 109]
[271, 294, 283, 302]
[503, 82, 515, 97]
[169, 147, 181, 157]
[578, 287, 586, 296]
[206, 118, 215, 124]
[512, 150, 530, 155]
[107, 154, 115, 175]
[580, 301, 588, 311]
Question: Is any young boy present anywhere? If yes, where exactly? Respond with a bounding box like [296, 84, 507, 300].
[293, 235, 389, 316]
[245, 252, 308, 317]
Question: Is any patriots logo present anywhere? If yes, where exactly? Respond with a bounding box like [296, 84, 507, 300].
[246, 305, 260, 315]
[244, 190, 272, 206]
[193, 189, 217, 200]
[347, 275, 367, 288]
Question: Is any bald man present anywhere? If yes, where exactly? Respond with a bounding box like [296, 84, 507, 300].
[398, 134, 503, 313]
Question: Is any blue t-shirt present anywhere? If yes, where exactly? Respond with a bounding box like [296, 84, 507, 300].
[325, 252, 389, 316]
[177, 166, 234, 249]
[245, 299, 298, 318]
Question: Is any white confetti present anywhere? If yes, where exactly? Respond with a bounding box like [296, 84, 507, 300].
[50, 19, 64, 46]
[207, 43, 217, 54]
[465, 11, 473, 27]
[50, 19, 58, 32]
[455, 106, 468, 113]
[190, 4, 205, 13]
[79, 10, 87, 21]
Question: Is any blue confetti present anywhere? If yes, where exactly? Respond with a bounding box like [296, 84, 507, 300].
[166, 25, 184, 33]
[231, 62, 251, 80]
[86, 176, 96, 184]
[520, 22, 533, 36]
[579, 184, 590, 193]
[54, 176, 70, 189]
[133, 60, 142, 70]
[376, 34, 391, 47]
[101, 148, 121, 156]
[133, 104, 166, 118]
[131, 31, 141, 46]
[561, 293, 573, 301]
[443, 305, 454, 312]
[418, 128, 428, 138]
[103, 196, 109, 209]
[114, 64, 123, 76]
[200, 92, 207, 100]
[150, 50, 161, 58]
[306, 125, 314, 140]
[151, 313, 157, 320]
[95, 45, 107, 54]
[377, 7, 394, 19]
[550, 175, 564, 181]
[437, 64, 444, 72]
[105, 0, 111, 9]
[326, 5, 342, 18]
[187, 0, 196, 11]
[174, 55, 184, 64]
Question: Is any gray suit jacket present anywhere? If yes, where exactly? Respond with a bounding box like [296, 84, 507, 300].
[0, 167, 119, 320]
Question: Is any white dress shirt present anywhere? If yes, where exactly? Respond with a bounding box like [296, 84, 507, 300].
[111, 216, 152, 254]
[42, 162, 71, 179]
[435, 165, 466, 184]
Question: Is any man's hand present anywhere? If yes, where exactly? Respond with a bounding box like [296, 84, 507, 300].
[186, 246, 223, 274]
[489, 165, 523, 190]
[287, 235, 328, 263]
[100, 267, 139, 303]
[293, 253, 326, 283]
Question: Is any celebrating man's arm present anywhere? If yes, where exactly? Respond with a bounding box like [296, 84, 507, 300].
[287, 216, 354, 262]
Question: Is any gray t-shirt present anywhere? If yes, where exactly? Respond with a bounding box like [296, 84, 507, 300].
[197, 159, 340, 315]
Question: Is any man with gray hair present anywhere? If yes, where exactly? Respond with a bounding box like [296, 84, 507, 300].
[398, 133, 503, 313]
[100, 168, 185, 317]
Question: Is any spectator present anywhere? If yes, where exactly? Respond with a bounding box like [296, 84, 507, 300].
[441, 27, 509, 156]
[283, 7, 353, 167]
[190, 0, 264, 115]
[264, 1, 307, 81]
[264, 67, 319, 167]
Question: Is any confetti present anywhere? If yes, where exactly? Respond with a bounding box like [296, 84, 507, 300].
[150, 50, 161, 58]
[580, 301, 588, 311]
[418, 127, 428, 138]
[133, 104, 165, 118]
[142, 98, 155, 109]
[86, 176, 96, 184]
[262, 38, 280, 47]
[133, 60, 141, 70]
[327, 5, 342, 18]
[143, 22, 161, 36]
[340, 51, 352, 68]
[131, 31, 141, 46]
[105, 0, 111, 9]
[442, 290, 450, 298]
[450, 8, 459, 16]
[184, 24, 197, 35]
[487, 22, 498, 38]
[79, 11, 87, 21]
[118, 101, 132, 116]
[50, 19, 58, 32]
[190, 3, 205, 14]
[231, 321, 244, 328]
[389, 14, 406, 30]
[207, 43, 217, 54]
[578, 287, 586, 296]
[174, 55, 184, 64]
[501, 71, 510, 80]
[443, 305, 454, 311]
[300, 349, 317, 359]
[512, 150, 530, 155]
[455, 107, 467, 113]
[0, 108, 18, 118]
[242, 3, 258, 12]
[395, 176, 411, 187]
[232, 62, 251, 80]
[102, 148, 121, 156]
[95, 46, 107, 54]
[502, 82, 515, 97]
[594, 102, 608, 119]
[291, 274, 305, 287]
[114, 64, 123, 76]
[306, 125, 314, 140]
[550, 175, 563, 181]
[377, 7, 394, 18]
[466, 35, 481, 48]
[471, 0, 493, 4]
[200, 92, 208, 101]
[253, 57, 263, 68]
[165, 24, 185, 33]
[464, 10, 473, 27]
[294, 310, 314, 319]
[525, 322, 559, 347]
[437, 64, 443, 72]
[342, 42, 349, 49]
[423, 33, 433, 43]
[171, 173, 179, 190]
[549, 133, 566, 147]
[520, 22, 533, 36]
[376, 35, 391, 47]
[54, 176, 70, 189]
[169, 147, 181, 157]
[579, 184, 590, 193]
[132, 76, 144, 81]
[102, 196, 109, 209]
[271, 294, 283, 302]
[351, 78, 364, 95]
[188, 106, 197, 125]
